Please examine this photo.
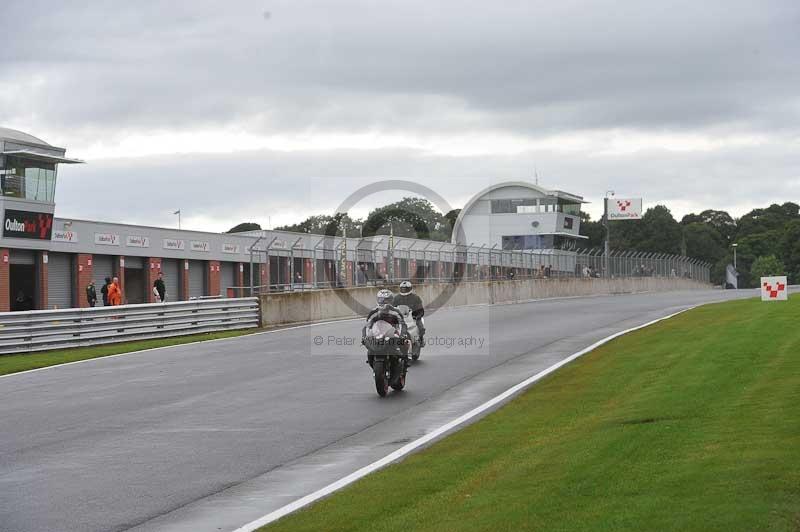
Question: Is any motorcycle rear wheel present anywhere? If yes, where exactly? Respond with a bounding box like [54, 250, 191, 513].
[390, 358, 406, 391]
[411, 343, 421, 361]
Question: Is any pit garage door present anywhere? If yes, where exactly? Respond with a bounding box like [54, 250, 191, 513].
[92, 255, 114, 305]
[48, 252, 74, 309]
[188, 260, 206, 299]
[123, 256, 145, 304]
[161, 259, 180, 302]
[220, 261, 235, 296]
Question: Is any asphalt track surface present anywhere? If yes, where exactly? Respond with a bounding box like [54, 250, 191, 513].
[0, 289, 760, 532]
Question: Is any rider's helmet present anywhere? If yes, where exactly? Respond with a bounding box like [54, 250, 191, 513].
[398, 280, 413, 295]
[376, 289, 394, 306]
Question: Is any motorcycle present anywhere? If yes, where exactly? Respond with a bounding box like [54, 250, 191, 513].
[396, 304, 422, 362]
[363, 319, 409, 397]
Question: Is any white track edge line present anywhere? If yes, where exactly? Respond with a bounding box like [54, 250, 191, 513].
[230, 305, 697, 532]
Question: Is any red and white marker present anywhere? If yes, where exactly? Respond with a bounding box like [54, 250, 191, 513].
[761, 276, 788, 301]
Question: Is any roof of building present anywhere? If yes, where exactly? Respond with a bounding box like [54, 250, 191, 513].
[0, 127, 51, 146]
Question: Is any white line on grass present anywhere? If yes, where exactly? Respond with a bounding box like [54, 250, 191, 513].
[230, 306, 697, 532]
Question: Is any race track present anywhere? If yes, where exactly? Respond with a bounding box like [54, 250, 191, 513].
[0, 289, 758, 532]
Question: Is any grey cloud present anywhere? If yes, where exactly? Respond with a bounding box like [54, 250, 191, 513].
[55, 144, 798, 231]
[2, 0, 799, 136]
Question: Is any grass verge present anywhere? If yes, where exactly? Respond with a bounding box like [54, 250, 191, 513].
[0, 328, 258, 376]
[263, 295, 800, 532]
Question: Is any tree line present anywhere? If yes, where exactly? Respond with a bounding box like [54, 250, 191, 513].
[580, 202, 800, 287]
[228, 198, 800, 288]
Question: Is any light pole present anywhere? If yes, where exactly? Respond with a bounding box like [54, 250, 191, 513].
[603, 190, 615, 278]
[732, 243, 738, 271]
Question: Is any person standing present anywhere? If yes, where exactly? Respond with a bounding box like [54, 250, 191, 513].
[153, 271, 166, 302]
[86, 280, 97, 307]
[108, 277, 123, 306]
[101, 277, 111, 306]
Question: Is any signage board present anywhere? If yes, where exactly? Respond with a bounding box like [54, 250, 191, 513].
[126, 235, 150, 248]
[607, 198, 643, 220]
[222, 243, 241, 254]
[190, 240, 210, 252]
[95, 233, 120, 246]
[3, 209, 54, 240]
[163, 238, 185, 251]
[761, 276, 788, 301]
[52, 230, 79, 243]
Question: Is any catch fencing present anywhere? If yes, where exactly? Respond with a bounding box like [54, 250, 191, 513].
[0, 297, 260, 355]
[234, 240, 711, 296]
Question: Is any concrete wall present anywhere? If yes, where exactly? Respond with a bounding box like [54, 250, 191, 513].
[260, 277, 710, 327]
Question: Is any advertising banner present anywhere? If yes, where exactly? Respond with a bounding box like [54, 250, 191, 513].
[3, 209, 54, 240]
[607, 198, 643, 220]
[52, 229, 79, 243]
[163, 239, 186, 251]
[95, 233, 120, 246]
[190, 240, 210, 252]
[761, 276, 788, 301]
[126, 235, 150, 248]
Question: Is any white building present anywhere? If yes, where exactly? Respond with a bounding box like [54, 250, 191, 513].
[451, 181, 588, 251]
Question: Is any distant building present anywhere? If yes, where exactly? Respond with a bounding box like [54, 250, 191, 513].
[451, 181, 588, 250]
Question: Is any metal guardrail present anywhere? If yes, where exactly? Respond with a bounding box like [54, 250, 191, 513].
[0, 297, 260, 355]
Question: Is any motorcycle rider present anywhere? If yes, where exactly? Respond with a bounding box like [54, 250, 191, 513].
[362, 289, 409, 365]
[392, 280, 426, 347]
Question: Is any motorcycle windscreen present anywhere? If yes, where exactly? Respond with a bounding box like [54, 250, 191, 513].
[369, 320, 397, 339]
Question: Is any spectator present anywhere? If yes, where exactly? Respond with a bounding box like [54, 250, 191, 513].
[101, 277, 111, 306]
[545, 264, 552, 278]
[86, 280, 97, 307]
[13, 290, 32, 311]
[108, 277, 123, 306]
[153, 271, 166, 302]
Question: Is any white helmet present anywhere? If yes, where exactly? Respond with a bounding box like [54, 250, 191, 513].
[398, 280, 413, 295]
[376, 289, 394, 306]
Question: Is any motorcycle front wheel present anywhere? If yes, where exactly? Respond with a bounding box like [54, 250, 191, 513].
[373, 359, 389, 397]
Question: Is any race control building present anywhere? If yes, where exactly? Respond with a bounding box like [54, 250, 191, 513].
[451, 181, 588, 251]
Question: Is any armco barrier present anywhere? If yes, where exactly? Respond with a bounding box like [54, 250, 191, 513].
[0, 298, 260, 355]
[260, 277, 710, 327]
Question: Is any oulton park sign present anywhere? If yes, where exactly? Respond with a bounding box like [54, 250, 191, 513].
[3, 209, 54, 240]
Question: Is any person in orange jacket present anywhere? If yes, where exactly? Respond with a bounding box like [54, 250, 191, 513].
[108, 276, 123, 306]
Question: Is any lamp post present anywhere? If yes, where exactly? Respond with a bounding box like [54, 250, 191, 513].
[732, 243, 738, 270]
[603, 190, 615, 278]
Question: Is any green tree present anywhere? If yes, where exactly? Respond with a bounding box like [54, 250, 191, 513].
[363, 197, 450, 241]
[276, 214, 362, 237]
[632, 205, 683, 254]
[681, 209, 737, 244]
[780, 219, 800, 284]
[579, 212, 605, 249]
[683, 222, 727, 283]
[750, 255, 785, 281]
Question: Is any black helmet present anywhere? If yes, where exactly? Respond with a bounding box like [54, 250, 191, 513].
[399, 280, 412, 294]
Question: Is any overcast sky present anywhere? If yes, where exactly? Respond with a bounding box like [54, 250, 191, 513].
[2, 0, 798, 232]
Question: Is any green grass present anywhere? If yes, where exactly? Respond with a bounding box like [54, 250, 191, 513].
[0, 329, 258, 376]
[263, 295, 800, 532]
